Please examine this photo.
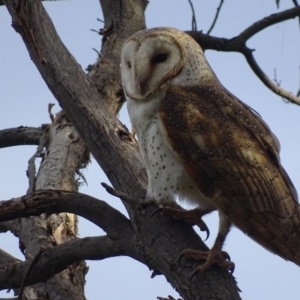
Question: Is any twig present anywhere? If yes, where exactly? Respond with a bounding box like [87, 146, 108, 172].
[238, 6, 300, 42]
[273, 69, 290, 103]
[26, 152, 37, 194]
[48, 103, 55, 123]
[19, 247, 45, 300]
[26, 127, 49, 194]
[273, 68, 281, 87]
[291, 0, 300, 29]
[243, 49, 300, 104]
[187, 6, 300, 105]
[92, 47, 101, 57]
[187, 0, 197, 30]
[207, 0, 224, 35]
[101, 182, 137, 207]
[157, 296, 183, 300]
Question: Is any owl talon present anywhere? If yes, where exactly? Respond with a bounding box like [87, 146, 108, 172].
[152, 205, 211, 240]
[200, 223, 210, 241]
[179, 248, 235, 279]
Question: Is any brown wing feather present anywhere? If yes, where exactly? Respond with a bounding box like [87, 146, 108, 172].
[160, 81, 300, 264]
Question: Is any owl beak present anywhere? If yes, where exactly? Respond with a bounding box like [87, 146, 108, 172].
[138, 77, 149, 96]
[134, 61, 152, 97]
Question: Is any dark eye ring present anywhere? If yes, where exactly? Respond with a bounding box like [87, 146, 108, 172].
[152, 53, 168, 64]
[127, 61, 131, 69]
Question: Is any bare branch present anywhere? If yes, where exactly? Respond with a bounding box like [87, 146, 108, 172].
[0, 249, 20, 265]
[0, 126, 43, 148]
[187, 0, 197, 30]
[243, 49, 300, 104]
[276, 0, 280, 9]
[238, 6, 300, 42]
[157, 296, 183, 300]
[0, 190, 132, 236]
[291, 0, 300, 28]
[207, 0, 224, 35]
[0, 0, 52, 5]
[0, 221, 12, 233]
[273, 68, 282, 87]
[0, 236, 129, 291]
[187, 6, 300, 105]
[19, 246, 45, 300]
[101, 182, 137, 208]
[26, 127, 48, 194]
[26, 152, 38, 194]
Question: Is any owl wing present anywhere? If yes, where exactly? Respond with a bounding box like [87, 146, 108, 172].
[159, 82, 300, 261]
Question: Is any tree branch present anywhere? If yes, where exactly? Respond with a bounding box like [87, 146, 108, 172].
[238, 6, 300, 42]
[0, 249, 20, 265]
[243, 49, 300, 103]
[0, 236, 129, 291]
[291, 0, 300, 29]
[0, 190, 132, 236]
[0, 126, 43, 148]
[187, 0, 197, 31]
[187, 6, 300, 105]
[207, 0, 224, 35]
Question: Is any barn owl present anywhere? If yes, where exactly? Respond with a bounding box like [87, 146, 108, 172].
[121, 27, 300, 273]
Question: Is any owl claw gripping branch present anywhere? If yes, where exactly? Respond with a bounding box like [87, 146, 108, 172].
[121, 27, 300, 275]
[152, 205, 211, 241]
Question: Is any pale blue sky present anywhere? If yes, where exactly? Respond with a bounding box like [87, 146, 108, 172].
[1, 1, 300, 299]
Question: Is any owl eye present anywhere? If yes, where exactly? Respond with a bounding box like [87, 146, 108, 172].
[152, 53, 168, 64]
[127, 61, 132, 69]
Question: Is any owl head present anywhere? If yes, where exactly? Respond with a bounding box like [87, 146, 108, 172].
[120, 27, 214, 101]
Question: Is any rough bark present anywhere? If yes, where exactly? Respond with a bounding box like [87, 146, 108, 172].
[0, 126, 42, 148]
[1, 0, 242, 299]
[5, 112, 90, 299]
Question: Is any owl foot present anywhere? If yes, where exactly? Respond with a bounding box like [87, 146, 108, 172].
[179, 248, 235, 279]
[153, 205, 211, 240]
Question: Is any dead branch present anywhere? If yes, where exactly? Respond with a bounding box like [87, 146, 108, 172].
[0, 190, 132, 236]
[0, 127, 43, 148]
[187, 6, 300, 105]
[18, 246, 45, 300]
[207, 0, 224, 35]
[243, 48, 299, 103]
[0, 236, 130, 291]
[0, 249, 20, 265]
[101, 182, 138, 208]
[187, 0, 197, 30]
[238, 6, 300, 41]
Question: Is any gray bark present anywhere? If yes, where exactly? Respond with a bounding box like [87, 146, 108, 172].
[0, 127, 42, 148]
[5, 113, 89, 299]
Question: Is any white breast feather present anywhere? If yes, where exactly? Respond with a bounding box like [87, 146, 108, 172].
[127, 93, 213, 209]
